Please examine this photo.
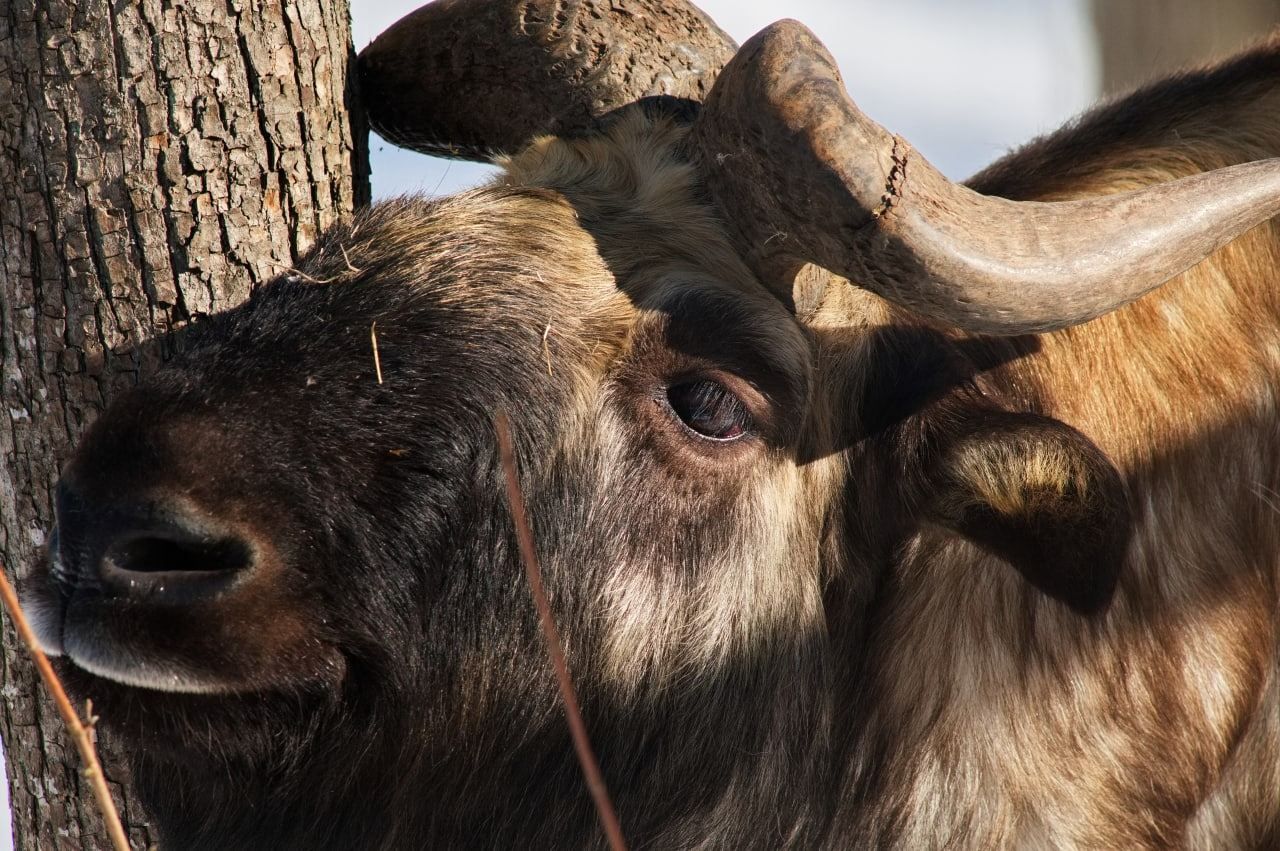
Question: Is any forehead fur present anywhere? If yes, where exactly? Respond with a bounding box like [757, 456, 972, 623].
[500, 109, 813, 392]
[499, 109, 757, 297]
[304, 187, 618, 308]
[501, 109, 807, 336]
[292, 185, 634, 384]
[298, 107, 812, 395]
[309, 108, 761, 312]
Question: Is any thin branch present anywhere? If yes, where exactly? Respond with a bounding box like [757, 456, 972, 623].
[0, 565, 131, 851]
[541, 323, 554, 378]
[370, 322, 384, 385]
[284, 267, 341, 285]
[339, 244, 362, 274]
[494, 414, 628, 851]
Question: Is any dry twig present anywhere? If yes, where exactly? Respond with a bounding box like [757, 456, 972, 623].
[494, 414, 628, 851]
[339, 244, 363, 274]
[0, 565, 131, 851]
[541, 323, 555, 378]
[284, 267, 341, 285]
[371, 322, 384, 385]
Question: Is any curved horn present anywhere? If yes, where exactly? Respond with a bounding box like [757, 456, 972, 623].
[691, 21, 1280, 334]
[358, 0, 736, 162]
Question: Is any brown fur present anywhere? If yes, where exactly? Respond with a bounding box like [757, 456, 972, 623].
[30, 34, 1280, 851]
[953, 37, 1280, 847]
[493, 39, 1280, 847]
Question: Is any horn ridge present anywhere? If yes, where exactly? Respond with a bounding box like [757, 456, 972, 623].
[359, 0, 736, 162]
[692, 20, 1280, 334]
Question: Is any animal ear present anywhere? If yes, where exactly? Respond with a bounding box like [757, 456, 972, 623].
[923, 410, 1131, 614]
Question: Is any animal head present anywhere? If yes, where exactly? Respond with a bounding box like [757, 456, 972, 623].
[22, 1, 1280, 846]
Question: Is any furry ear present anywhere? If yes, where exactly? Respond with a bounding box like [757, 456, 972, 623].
[848, 324, 1129, 613]
[925, 410, 1131, 614]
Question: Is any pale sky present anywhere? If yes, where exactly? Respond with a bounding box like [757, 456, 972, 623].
[0, 3, 1101, 846]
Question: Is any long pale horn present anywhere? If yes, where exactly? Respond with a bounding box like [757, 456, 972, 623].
[690, 21, 1280, 334]
[358, 0, 735, 162]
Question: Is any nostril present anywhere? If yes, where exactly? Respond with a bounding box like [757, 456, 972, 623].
[52, 482, 260, 603]
[104, 534, 252, 576]
[98, 524, 257, 604]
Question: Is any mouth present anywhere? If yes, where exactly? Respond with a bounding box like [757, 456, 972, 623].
[21, 566, 68, 657]
[22, 542, 238, 693]
[61, 609, 238, 694]
[24, 582, 251, 694]
[23, 545, 345, 698]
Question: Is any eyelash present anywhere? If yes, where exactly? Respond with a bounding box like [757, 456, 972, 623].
[664, 379, 754, 442]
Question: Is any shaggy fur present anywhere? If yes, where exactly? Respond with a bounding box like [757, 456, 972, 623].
[26, 37, 1280, 850]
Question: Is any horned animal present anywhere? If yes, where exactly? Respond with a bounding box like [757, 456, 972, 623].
[22, 1, 1280, 848]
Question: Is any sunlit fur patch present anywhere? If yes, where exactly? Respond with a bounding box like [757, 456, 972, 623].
[580, 405, 842, 697]
[1186, 670, 1280, 849]
[500, 110, 762, 309]
[940, 432, 1091, 520]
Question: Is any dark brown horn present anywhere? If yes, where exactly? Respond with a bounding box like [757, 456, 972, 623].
[691, 21, 1280, 334]
[358, 0, 736, 162]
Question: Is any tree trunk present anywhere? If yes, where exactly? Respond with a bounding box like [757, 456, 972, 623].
[1092, 0, 1280, 95]
[0, 0, 367, 847]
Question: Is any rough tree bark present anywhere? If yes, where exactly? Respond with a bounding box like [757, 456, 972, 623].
[1092, 0, 1280, 94]
[0, 0, 367, 848]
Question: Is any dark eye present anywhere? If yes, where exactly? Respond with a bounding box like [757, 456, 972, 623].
[665, 380, 753, 441]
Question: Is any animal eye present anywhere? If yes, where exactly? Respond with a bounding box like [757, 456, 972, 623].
[665, 380, 753, 441]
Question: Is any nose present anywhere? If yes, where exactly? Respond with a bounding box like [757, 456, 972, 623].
[54, 481, 256, 605]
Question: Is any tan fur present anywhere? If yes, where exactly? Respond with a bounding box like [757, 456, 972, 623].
[500, 113, 840, 697]
[363, 55, 1280, 846]
[828, 41, 1280, 848]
